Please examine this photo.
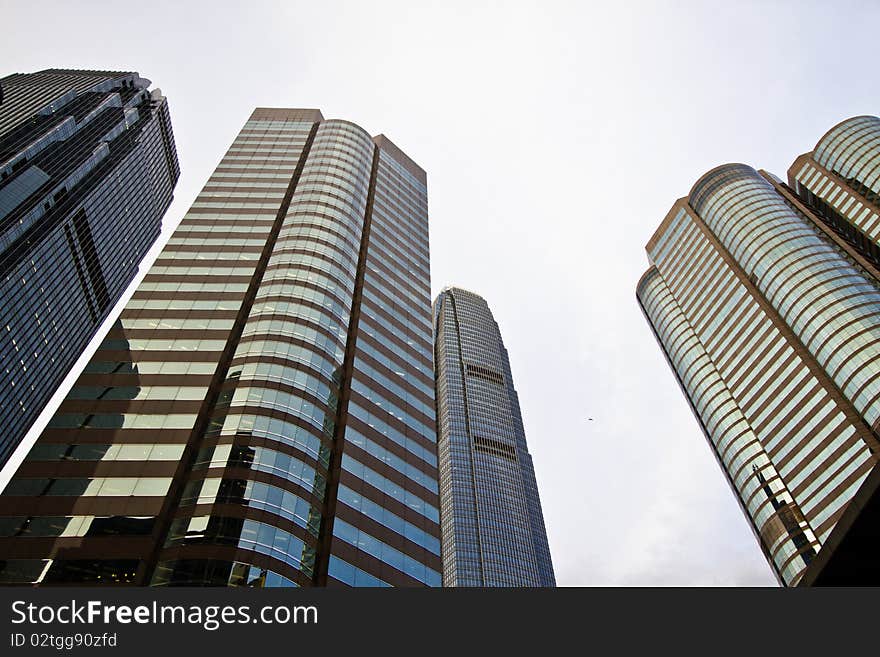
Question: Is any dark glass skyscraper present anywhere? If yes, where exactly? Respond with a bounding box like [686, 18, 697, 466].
[0, 69, 179, 467]
[637, 116, 880, 586]
[0, 108, 440, 587]
[433, 287, 555, 586]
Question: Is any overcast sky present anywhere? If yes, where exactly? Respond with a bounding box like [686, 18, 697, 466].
[3, 0, 878, 586]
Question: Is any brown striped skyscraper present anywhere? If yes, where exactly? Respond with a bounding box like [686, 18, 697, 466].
[0, 108, 440, 587]
[637, 116, 880, 586]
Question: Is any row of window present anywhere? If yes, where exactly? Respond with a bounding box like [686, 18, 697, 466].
[341, 453, 439, 523]
[332, 518, 440, 586]
[337, 484, 440, 555]
[67, 385, 207, 401]
[345, 426, 437, 490]
[26, 442, 186, 462]
[47, 413, 197, 430]
[166, 516, 313, 576]
[348, 401, 437, 465]
[101, 337, 227, 352]
[0, 515, 155, 538]
[5, 477, 172, 497]
[152, 559, 296, 587]
[212, 413, 328, 466]
[180, 478, 320, 536]
[84, 360, 217, 375]
[194, 443, 325, 495]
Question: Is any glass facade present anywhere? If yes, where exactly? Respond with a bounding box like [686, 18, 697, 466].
[0, 69, 179, 467]
[434, 287, 555, 586]
[0, 108, 440, 587]
[638, 139, 880, 585]
[789, 116, 880, 269]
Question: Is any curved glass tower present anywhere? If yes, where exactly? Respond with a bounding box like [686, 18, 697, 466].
[434, 287, 555, 586]
[0, 108, 440, 587]
[637, 120, 880, 585]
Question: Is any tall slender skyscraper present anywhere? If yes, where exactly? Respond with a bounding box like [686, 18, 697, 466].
[0, 108, 440, 587]
[0, 69, 179, 467]
[637, 116, 880, 586]
[433, 287, 555, 586]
